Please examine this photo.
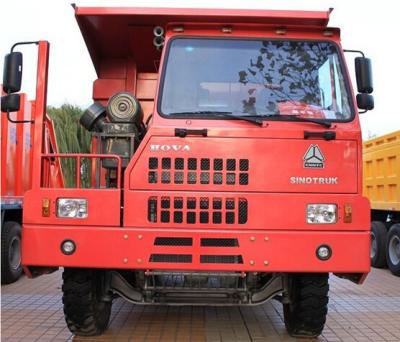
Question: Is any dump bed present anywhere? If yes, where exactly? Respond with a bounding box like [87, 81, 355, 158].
[1, 92, 64, 208]
[1, 93, 33, 208]
[363, 131, 400, 212]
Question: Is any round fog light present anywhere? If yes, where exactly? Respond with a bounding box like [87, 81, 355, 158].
[316, 245, 332, 261]
[61, 240, 76, 255]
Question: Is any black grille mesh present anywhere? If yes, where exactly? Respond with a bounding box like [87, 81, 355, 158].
[200, 255, 243, 264]
[201, 238, 239, 247]
[149, 237, 242, 264]
[147, 157, 249, 185]
[154, 237, 193, 246]
[150, 254, 192, 263]
[148, 196, 248, 225]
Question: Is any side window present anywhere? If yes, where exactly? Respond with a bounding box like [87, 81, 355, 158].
[318, 59, 333, 109]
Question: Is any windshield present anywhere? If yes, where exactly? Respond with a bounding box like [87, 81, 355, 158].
[160, 38, 352, 120]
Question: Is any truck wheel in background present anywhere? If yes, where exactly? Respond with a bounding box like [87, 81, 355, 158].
[386, 224, 400, 276]
[370, 221, 387, 268]
[283, 273, 329, 338]
[62, 268, 112, 336]
[1, 221, 23, 284]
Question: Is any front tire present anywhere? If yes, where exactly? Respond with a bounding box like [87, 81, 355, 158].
[62, 268, 112, 336]
[283, 273, 329, 338]
[1, 221, 23, 284]
[386, 224, 400, 276]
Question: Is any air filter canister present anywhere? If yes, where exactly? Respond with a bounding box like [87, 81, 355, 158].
[107, 92, 143, 124]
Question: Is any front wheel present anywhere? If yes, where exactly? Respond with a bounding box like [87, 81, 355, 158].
[62, 268, 112, 336]
[283, 273, 329, 338]
[386, 224, 400, 276]
[1, 221, 23, 284]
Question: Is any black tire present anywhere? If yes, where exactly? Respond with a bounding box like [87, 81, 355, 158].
[1, 221, 23, 284]
[283, 273, 329, 338]
[62, 268, 112, 336]
[386, 224, 400, 276]
[370, 221, 387, 268]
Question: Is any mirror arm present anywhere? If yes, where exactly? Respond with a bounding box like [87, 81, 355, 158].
[343, 49, 365, 57]
[6, 111, 34, 124]
[11, 41, 39, 53]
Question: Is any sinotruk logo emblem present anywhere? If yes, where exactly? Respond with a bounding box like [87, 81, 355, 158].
[303, 145, 325, 168]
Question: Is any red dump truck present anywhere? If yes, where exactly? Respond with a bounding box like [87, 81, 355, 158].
[1, 90, 63, 284]
[1, 7, 375, 337]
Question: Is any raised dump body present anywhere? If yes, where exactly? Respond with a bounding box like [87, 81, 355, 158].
[2, 6, 376, 338]
[363, 131, 400, 275]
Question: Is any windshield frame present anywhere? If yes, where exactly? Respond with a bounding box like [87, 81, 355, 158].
[157, 36, 356, 123]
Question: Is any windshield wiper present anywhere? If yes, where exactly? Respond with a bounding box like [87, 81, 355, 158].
[168, 111, 332, 128]
[246, 114, 332, 128]
[168, 111, 264, 126]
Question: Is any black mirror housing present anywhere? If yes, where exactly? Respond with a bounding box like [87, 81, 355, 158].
[3, 52, 23, 93]
[356, 93, 374, 111]
[355, 57, 373, 94]
[1, 94, 21, 113]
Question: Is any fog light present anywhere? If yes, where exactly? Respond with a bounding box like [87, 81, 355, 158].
[61, 240, 76, 255]
[316, 245, 332, 260]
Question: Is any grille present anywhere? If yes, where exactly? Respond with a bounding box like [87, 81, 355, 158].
[148, 196, 248, 225]
[149, 237, 243, 264]
[147, 157, 249, 185]
[150, 254, 192, 263]
[200, 255, 243, 264]
[201, 238, 239, 247]
[154, 237, 193, 246]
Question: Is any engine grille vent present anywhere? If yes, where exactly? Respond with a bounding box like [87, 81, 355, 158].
[200, 255, 243, 264]
[148, 157, 249, 185]
[148, 196, 248, 225]
[200, 238, 239, 247]
[149, 237, 243, 265]
[149, 254, 192, 263]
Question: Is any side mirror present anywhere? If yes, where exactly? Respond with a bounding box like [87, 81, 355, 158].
[355, 57, 373, 94]
[3, 52, 23, 93]
[1, 94, 21, 112]
[357, 93, 374, 111]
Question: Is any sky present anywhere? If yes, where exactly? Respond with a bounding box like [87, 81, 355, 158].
[1, 0, 399, 139]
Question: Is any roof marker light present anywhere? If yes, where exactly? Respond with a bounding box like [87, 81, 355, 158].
[172, 26, 184, 32]
[323, 30, 334, 37]
[275, 28, 287, 35]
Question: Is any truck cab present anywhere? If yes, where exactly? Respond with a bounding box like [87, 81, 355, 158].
[1, 7, 374, 338]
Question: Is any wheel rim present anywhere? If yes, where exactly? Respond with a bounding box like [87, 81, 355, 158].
[8, 236, 21, 270]
[388, 235, 400, 266]
[370, 231, 377, 259]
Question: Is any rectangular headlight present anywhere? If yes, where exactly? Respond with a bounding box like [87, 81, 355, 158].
[307, 204, 337, 224]
[57, 198, 88, 218]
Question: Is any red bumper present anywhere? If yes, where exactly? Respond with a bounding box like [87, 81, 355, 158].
[22, 225, 370, 273]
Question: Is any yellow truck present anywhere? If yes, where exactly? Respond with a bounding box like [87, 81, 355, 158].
[363, 130, 400, 275]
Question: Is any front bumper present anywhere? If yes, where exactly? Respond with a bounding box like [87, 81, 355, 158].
[22, 225, 370, 273]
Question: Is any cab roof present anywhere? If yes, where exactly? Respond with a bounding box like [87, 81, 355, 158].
[74, 6, 332, 75]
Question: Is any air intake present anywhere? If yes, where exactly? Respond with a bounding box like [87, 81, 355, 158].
[148, 157, 249, 185]
[147, 196, 248, 225]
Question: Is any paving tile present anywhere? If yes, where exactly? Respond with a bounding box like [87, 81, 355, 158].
[2, 268, 400, 341]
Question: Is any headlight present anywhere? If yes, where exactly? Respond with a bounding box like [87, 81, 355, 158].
[57, 198, 88, 218]
[307, 204, 337, 224]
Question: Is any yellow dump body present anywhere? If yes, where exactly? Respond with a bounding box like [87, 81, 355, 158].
[363, 130, 400, 212]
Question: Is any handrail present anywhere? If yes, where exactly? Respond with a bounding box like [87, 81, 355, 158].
[41, 153, 122, 189]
